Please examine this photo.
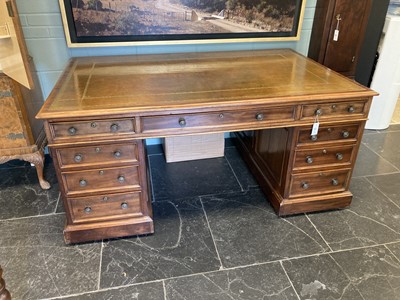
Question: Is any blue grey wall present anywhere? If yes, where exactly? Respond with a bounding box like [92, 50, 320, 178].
[16, 0, 316, 100]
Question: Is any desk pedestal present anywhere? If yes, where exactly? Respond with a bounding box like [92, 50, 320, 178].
[234, 122, 364, 215]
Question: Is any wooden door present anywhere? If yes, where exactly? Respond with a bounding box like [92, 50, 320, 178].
[323, 0, 372, 77]
[308, 0, 373, 78]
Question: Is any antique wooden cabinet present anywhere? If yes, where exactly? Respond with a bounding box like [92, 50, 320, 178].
[0, 0, 49, 189]
[308, 0, 372, 78]
[0, 74, 49, 189]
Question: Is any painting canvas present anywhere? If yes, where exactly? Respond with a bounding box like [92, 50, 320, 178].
[60, 0, 305, 46]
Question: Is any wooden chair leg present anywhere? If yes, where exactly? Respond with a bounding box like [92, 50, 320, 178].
[0, 265, 11, 300]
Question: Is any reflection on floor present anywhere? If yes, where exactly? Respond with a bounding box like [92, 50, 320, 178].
[1, 129, 400, 299]
[391, 96, 400, 124]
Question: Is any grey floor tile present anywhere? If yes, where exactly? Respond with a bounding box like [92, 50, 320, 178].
[56, 197, 66, 213]
[283, 246, 400, 300]
[307, 177, 400, 251]
[282, 254, 364, 300]
[0, 213, 65, 247]
[385, 124, 400, 132]
[0, 157, 60, 220]
[363, 129, 380, 135]
[386, 242, 400, 261]
[331, 246, 400, 300]
[149, 154, 241, 201]
[352, 144, 397, 177]
[100, 197, 221, 288]
[0, 214, 101, 300]
[165, 262, 298, 300]
[367, 173, 400, 206]
[362, 131, 400, 169]
[224, 147, 258, 190]
[59, 282, 165, 300]
[201, 189, 329, 268]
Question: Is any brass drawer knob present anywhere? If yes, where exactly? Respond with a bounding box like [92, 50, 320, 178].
[331, 178, 339, 186]
[68, 127, 77, 135]
[315, 108, 322, 116]
[305, 156, 314, 164]
[110, 123, 119, 132]
[79, 179, 87, 187]
[342, 131, 350, 138]
[95, 147, 101, 153]
[310, 135, 318, 141]
[255, 113, 264, 121]
[348, 106, 355, 113]
[84, 206, 92, 213]
[113, 150, 122, 158]
[336, 153, 344, 160]
[74, 154, 83, 163]
[102, 196, 109, 201]
[178, 118, 186, 127]
[90, 122, 97, 128]
[117, 175, 125, 183]
[121, 202, 128, 209]
[301, 182, 310, 189]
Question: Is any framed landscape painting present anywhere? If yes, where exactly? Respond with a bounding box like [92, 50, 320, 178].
[59, 0, 306, 47]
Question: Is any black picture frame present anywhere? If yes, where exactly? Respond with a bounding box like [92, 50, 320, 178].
[59, 0, 306, 47]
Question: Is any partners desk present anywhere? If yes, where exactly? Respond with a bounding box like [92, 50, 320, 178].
[37, 49, 377, 244]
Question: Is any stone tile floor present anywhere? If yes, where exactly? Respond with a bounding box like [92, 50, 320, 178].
[390, 96, 400, 124]
[1, 127, 400, 300]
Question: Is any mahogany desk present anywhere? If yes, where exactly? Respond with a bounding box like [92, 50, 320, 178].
[37, 49, 377, 244]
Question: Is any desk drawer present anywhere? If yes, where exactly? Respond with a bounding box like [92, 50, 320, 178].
[297, 124, 360, 145]
[301, 100, 368, 120]
[69, 192, 143, 224]
[56, 142, 138, 169]
[289, 169, 351, 198]
[50, 119, 135, 140]
[62, 166, 140, 195]
[293, 145, 354, 170]
[142, 107, 295, 134]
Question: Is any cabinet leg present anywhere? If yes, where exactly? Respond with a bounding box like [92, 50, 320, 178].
[0, 266, 11, 300]
[25, 151, 51, 190]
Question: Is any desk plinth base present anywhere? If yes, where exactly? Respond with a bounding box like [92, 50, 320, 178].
[63, 217, 154, 244]
[261, 187, 352, 216]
